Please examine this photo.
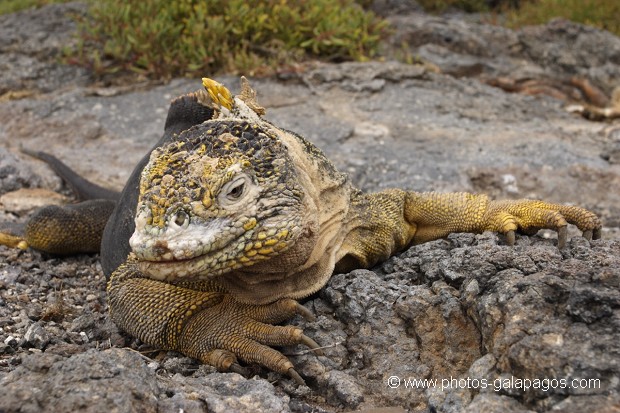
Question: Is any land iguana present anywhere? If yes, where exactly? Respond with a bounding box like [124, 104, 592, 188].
[0, 77, 602, 384]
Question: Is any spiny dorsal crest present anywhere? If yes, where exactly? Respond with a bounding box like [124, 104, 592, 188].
[202, 77, 266, 119]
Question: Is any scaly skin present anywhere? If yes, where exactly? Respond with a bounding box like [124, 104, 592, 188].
[0, 77, 602, 384]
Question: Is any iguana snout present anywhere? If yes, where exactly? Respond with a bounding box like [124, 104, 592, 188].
[129, 209, 236, 261]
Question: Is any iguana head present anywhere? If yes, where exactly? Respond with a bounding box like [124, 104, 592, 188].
[129, 79, 308, 282]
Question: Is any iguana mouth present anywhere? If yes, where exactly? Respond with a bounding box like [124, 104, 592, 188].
[129, 215, 243, 261]
[135, 224, 296, 282]
[132, 227, 245, 281]
[137, 250, 224, 281]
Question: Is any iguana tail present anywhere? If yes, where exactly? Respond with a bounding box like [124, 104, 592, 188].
[0, 151, 119, 254]
[21, 148, 120, 201]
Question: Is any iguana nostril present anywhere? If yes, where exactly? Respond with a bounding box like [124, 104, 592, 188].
[152, 240, 170, 256]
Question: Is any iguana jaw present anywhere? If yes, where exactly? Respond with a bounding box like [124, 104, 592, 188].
[136, 250, 236, 282]
[131, 216, 298, 282]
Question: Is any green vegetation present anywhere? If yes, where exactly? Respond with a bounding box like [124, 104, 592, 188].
[8, 0, 618, 80]
[505, 0, 620, 36]
[417, 0, 620, 36]
[0, 0, 67, 15]
[69, 0, 388, 79]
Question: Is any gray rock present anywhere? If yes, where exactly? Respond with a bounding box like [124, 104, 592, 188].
[22, 322, 50, 350]
[464, 393, 533, 413]
[518, 19, 620, 92]
[0, 148, 43, 195]
[1, 349, 160, 413]
[388, 12, 620, 94]
[0, 2, 90, 94]
[1, 348, 292, 413]
[326, 370, 364, 408]
[292, 235, 620, 412]
[159, 373, 291, 413]
[601, 125, 620, 165]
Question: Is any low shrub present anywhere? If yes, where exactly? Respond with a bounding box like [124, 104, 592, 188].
[0, 0, 66, 15]
[505, 0, 620, 36]
[69, 0, 388, 79]
[416, 0, 619, 37]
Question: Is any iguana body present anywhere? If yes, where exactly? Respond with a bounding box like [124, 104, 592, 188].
[1, 78, 602, 384]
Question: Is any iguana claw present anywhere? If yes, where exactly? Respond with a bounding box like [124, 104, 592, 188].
[300, 334, 324, 356]
[295, 302, 316, 322]
[288, 368, 305, 385]
[229, 363, 250, 377]
[558, 226, 567, 249]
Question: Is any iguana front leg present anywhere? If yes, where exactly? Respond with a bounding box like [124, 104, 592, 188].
[107, 257, 320, 384]
[337, 189, 602, 271]
[404, 192, 601, 248]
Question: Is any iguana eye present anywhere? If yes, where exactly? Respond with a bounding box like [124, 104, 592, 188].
[171, 210, 189, 228]
[218, 173, 256, 207]
[227, 181, 245, 200]
[220, 175, 251, 205]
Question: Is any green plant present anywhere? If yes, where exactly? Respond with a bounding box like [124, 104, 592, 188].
[0, 0, 68, 15]
[505, 0, 620, 35]
[69, 0, 388, 79]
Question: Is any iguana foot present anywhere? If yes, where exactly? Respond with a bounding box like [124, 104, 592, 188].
[0, 222, 28, 250]
[179, 295, 321, 385]
[484, 199, 602, 248]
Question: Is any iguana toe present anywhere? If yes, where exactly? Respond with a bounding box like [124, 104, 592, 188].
[229, 363, 250, 377]
[176, 295, 319, 383]
[202, 348, 240, 372]
[294, 301, 317, 322]
[505, 229, 516, 246]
